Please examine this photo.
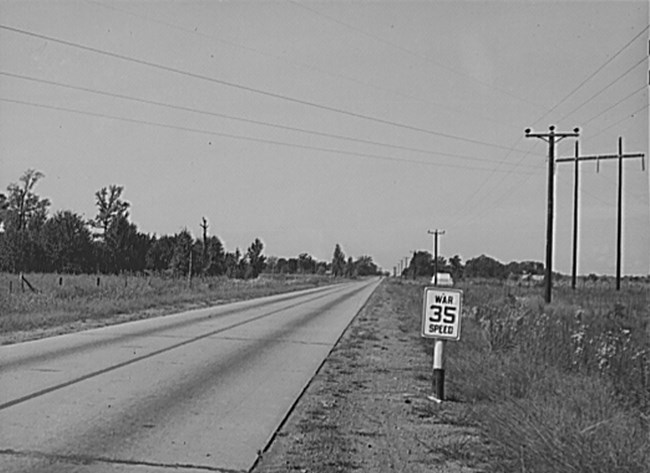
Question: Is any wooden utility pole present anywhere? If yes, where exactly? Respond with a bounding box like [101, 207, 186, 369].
[555, 141, 582, 290]
[525, 126, 580, 303]
[201, 217, 209, 274]
[428, 229, 445, 285]
[557, 137, 645, 290]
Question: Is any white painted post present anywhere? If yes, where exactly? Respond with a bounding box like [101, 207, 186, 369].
[431, 339, 445, 402]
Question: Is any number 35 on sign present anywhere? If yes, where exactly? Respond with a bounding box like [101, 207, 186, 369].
[422, 287, 463, 341]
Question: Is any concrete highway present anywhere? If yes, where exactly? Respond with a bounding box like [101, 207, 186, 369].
[0, 278, 380, 473]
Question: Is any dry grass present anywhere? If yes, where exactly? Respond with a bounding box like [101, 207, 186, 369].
[400, 277, 649, 473]
[0, 272, 335, 339]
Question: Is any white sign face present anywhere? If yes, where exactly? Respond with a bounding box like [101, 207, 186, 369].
[422, 287, 463, 341]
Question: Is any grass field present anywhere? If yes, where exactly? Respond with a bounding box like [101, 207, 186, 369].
[0, 272, 336, 343]
[415, 278, 650, 473]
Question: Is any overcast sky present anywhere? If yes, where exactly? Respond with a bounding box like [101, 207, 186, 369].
[0, 1, 648, 275]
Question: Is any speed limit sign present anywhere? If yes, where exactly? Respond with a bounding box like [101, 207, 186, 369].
[422, 287, 463, 341]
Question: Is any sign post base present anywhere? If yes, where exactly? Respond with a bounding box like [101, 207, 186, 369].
[430, 339, 446, 401]
[433, 367, 445, 401]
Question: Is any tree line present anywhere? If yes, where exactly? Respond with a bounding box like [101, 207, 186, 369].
[0, 170, 382, 278]
[404, 251, 544, 281]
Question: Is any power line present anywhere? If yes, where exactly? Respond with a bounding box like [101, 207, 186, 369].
[556, 56, 647, 123]
[531, 24, 649, 126]
[1, 97, 539, 175]
[0, 23, 528, 153]
[86, 0, 523, 130]
[288, 0, 550, 112]
[580, 85, 646, 127]
[584, 103, 649, 140]
[444, 139, 540, 231]
[0, 71, 543, 169]
[447, 27, 649, 231]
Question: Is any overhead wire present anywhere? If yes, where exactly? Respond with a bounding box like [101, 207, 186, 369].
[556, 56, 647, 123]
[584, 103, 649, 140]
[530, 24, 649, 126]
[0, 24, 532, 154]
[0, 97, 539, 175]
[0, 70, 542, 170]
[444, 25, 650, 232]
[86, 0, 523, 129]
[287, 0, 551, 113]
[579, 85, 646, 127]
[2, 14, 645, 237]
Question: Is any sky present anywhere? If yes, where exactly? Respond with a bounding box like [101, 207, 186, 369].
[0, 0, 648, 276]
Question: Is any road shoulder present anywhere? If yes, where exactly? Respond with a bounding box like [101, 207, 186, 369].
[253, 279, 485, 472]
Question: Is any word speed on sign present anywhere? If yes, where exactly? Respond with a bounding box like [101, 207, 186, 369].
[422, 287, 463, 341]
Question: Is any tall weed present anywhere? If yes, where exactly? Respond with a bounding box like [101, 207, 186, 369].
[435, 279, 649, 472]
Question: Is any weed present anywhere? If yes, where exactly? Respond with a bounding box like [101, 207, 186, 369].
[440, 278, 650, 472]
[0, 272, 336, 340]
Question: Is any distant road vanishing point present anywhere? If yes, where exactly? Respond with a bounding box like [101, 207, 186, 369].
[0, 278, 381, 473]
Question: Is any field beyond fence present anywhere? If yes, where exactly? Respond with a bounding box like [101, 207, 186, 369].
[0, 272, 335, 344]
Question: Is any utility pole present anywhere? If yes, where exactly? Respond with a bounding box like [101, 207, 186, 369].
[571, 141, 580, 290]
[554, 141, 582, 290]
[525, 126, 580, 303]
[201, 217, 209, 275]
[428, 229, 445, 285]
[557, 137, 645, 290]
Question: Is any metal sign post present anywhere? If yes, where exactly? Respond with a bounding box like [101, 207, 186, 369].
[422, 286, 463, 402]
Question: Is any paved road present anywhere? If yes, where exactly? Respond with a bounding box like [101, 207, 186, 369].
[0, 278, 380, 473]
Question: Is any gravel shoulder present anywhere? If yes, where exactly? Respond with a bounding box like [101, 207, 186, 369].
[252, 278, 486, 473]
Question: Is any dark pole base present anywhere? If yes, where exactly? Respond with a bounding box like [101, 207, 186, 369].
[433, 368, 445, 401]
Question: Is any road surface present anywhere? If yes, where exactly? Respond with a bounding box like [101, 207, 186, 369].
[0, 278, 380, 473]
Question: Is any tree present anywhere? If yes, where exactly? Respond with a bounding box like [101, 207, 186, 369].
[331, 244, 346, 277]
[298, 253, 315, 274]
[224, 248, 242, 278]
[265, 256, 278, 274]
[274, 257, 289, 274]
[169, 229, 195, 277]
[465, 254, 507, 279]
[92, 185, 130, 240]
[246, 238, 266, 279]
[145, 235, 174, 272]
[449, 255, 464, 281]
[355, 255, 379, 276]
[410, 251, 433, 278]
[0, 192, 8, 227]
[201, 236, 225, 276]
[41, 210, 93, 273]
[0, 169, 50, 272]
[345, 256, 356, 278]
[106, 216, 151, 273]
